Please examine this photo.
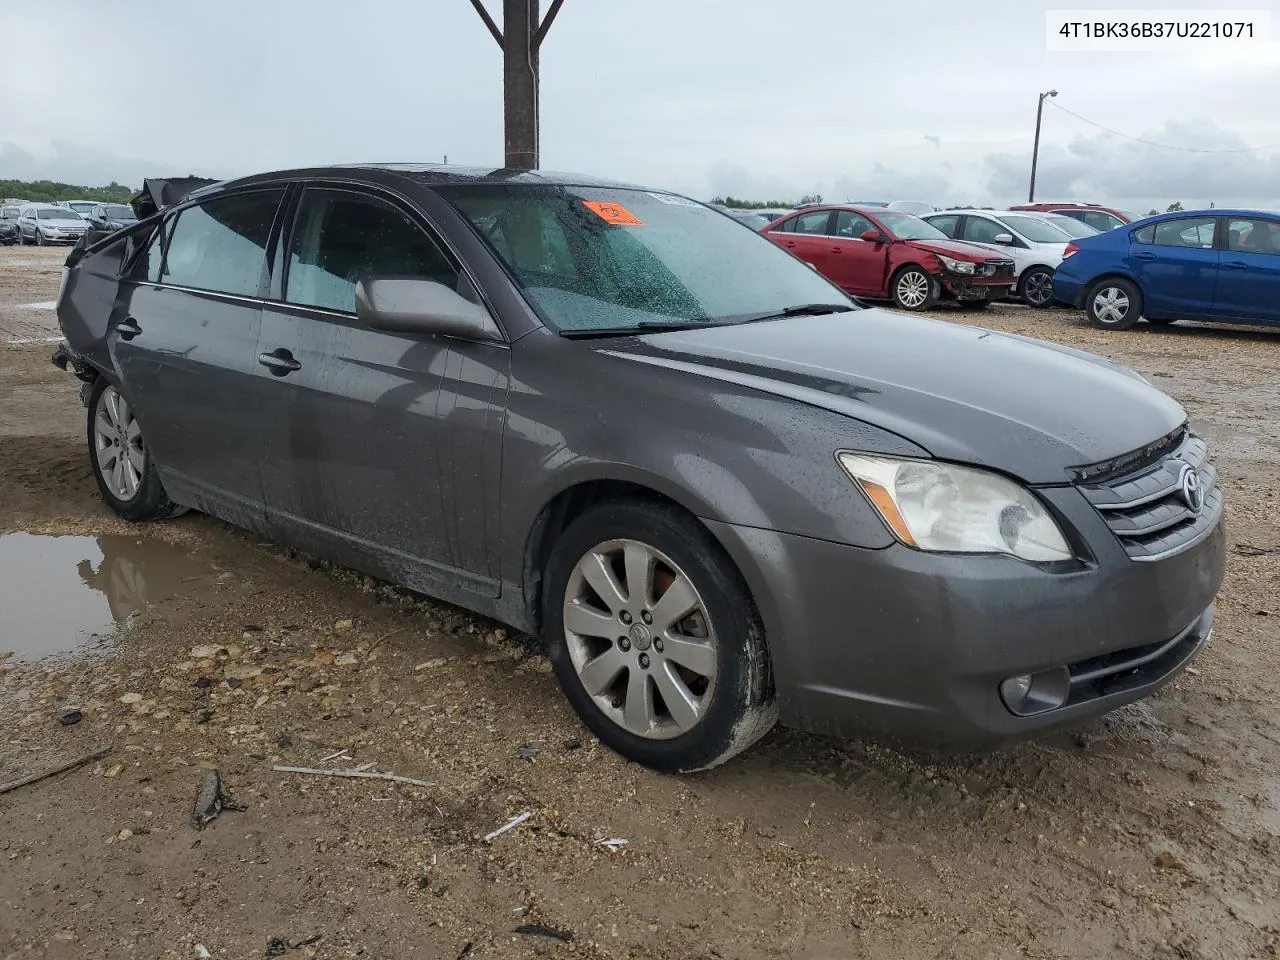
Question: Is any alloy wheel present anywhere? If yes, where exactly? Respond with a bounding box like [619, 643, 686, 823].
[93, 385, 146, 502]
[1024, 270, 1054, 306]
[896, 271, 930, 309]
[562, 538, 718, 740]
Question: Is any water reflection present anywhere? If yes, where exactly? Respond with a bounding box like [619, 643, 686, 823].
[0, 533, 217, 661]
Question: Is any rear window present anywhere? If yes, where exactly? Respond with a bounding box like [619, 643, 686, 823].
[147, 189, 283, 296]
[443, 185, 850, 333]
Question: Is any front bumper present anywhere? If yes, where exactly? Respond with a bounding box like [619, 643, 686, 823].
[39, 232, 84, 245]
[705, 490, 1225, 751]
[941, 275, 1015, 301]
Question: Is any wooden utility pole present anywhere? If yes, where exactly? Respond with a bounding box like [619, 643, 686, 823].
[468, 0, 566, 170]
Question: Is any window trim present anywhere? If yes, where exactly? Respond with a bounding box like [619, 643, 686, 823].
[792, 209, 835, 237]
[139, 185, 288, 299]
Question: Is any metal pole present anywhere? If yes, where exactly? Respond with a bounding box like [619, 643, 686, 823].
[1028, 89, 1056, 203]
[503, 0, 539, 170]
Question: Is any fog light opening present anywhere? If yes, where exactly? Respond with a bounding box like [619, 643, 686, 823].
[1000, 667, 1070, 717]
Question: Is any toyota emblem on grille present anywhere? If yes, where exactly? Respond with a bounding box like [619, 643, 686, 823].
[1177, 463, 1204, 513]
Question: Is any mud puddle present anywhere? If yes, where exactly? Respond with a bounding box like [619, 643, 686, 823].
[0, 532, 218, 661]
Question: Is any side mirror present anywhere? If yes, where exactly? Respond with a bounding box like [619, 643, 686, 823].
[355, 277, 502, 342]
[993, 233, 1015, 244]
[859, 229, 884, 243]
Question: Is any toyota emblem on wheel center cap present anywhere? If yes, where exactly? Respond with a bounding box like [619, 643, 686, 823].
[627, 622, 653, 651]
[1177, 463, 1204, 514]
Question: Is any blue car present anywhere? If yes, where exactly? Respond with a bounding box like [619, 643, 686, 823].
[1051, 209, 1280, 330]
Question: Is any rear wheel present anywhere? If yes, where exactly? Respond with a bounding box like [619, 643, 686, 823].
[1085, 278, 1142, 330]
[891, 266, 939, 311]
[542, 499, 776, 772]
[1018, 266, 1055, 308]
[87, 379, 185, 522]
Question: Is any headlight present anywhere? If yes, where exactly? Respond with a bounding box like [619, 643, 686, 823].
[936, 254, 975, 275]
[837, 453, 1072, 562]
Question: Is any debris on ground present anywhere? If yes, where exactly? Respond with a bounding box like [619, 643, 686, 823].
[0, 747, 111, 796]
[483, 811, 532, 842]
[514, 923, 573, 942]
[191, 769, 248, 829]
[272, 764, 433, 787]
[57, 710, 83, 726]
[516, 744, 538, 761]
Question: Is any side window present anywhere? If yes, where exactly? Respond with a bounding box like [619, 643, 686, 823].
[1151, 217, 1216, 249]
[961, 217, 1006, 243]
[1227, 218, 1280, 254]
[1079, 211, 1119, 231]
[155, 190, 283, 296]
[1133, 225, 1155, 244]
[927, 215, 959, 237]
[771, 217, 796, 233]
[793, 210, 832, 236]
[834, 211, 874, 238]
[285, 189, 458, 315]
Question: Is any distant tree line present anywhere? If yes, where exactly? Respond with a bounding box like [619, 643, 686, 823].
[711, 193, 824, 209]
[0, 179, 136, 203]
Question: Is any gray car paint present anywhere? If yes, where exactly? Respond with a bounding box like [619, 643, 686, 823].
[54, 164, 1225, 749]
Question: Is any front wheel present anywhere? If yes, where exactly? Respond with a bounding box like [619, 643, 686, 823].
[542, 500, 777, 772]
[1019, 266, 1055, 308]
[34, 230, 44, 247]
[1085, 277, 1142, 330]
[87, 379, 185, 522]
[891, 266, 939, 311]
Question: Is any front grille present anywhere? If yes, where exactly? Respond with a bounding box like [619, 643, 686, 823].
[975, 260, 1015, 278]
[1076, 433, 1222, 561]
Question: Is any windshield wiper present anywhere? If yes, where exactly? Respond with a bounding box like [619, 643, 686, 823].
[738, 302, 857, 323]
[559, 320, 719, 340]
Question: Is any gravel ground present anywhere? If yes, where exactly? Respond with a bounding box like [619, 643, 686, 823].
[1, 253, 1278, 959]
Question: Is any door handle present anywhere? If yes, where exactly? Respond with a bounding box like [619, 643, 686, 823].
[785, 241, 796, 248]
[258, 348, 302, 376]
[831, 246, 843, 253]
[1222, 261, 1248, 270]
[1132, 252, 1156, 261]
[115, 317, 142, 340]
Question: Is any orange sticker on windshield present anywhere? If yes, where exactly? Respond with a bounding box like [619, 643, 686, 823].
[583, 201, 644, 226]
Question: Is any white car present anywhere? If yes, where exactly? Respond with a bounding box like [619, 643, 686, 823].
[886, 200, 935, 216]
[58, 199, 100, 219]
[921, 209, 1075, 307]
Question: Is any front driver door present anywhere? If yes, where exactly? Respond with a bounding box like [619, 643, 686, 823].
[830, 210, 887, 295]
[255, 184, 510, 598]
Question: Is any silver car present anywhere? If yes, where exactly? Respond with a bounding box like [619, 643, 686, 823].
[18, 204, 88, 245]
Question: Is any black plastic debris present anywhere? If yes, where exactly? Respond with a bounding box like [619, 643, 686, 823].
[563, 739, 583, 751]
[515, 924, 573, 942]
[57, 711, 83, 726]
[516, 745, 538, 761]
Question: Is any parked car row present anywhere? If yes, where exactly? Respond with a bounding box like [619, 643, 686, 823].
[0, 201, 139, 245]
[756, 204, 1099, 310]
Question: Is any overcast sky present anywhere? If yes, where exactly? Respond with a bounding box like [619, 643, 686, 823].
[3, 0, 1279, 210]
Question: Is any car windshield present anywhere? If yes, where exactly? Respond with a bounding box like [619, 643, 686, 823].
[999, 214, 1072, 243]
[68, 202, 96, 211]
[444, 185, 856, 333]
[1, 207, 17, 218]
[874, 212, 948, 241]
[37, 207, 79, 219]
[104, 205, 135, 219]
[1039, 215, 1097, 238]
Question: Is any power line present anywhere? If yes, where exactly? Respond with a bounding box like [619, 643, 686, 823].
[1046, 100, 1280, 154]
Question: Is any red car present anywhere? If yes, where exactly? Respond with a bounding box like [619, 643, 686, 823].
[1006, 202, 1137, 233]
[761, 205, 1016, 311]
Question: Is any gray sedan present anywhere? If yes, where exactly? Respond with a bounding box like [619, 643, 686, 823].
[53, 165, 1225, 771]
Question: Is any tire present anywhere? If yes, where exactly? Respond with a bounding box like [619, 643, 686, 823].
[1084, 277, 1142, 330]
[1018, 266, 1055, 308]
[87, 378, 185, 522]
[890, 265, 939, 311]
[35, 230, 44, 247]
[542, 499, 777, 772]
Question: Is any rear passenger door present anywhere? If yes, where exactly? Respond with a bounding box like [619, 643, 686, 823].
[114, 187, 286, 518]
[1214, 216, 1280, 323]
[1127, 216, 1219, 316]
[255, 184, 510, 598]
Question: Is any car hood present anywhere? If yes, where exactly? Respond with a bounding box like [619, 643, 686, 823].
[902, 237, 1008, 262]
[42, 219, 86, 228]
[599, 308, 1184, 484]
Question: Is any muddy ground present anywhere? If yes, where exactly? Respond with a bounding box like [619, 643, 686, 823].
[1, 247, 1278, 960]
